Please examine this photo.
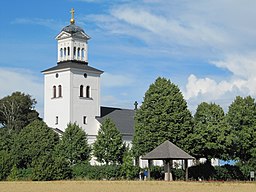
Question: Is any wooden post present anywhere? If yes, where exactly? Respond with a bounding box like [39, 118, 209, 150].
[148, 160, 151, 180]
[185, 159, 188, 181]
[167, 159, 170, 181]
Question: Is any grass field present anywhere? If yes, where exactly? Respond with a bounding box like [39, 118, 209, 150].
[0, 181, 256, 192]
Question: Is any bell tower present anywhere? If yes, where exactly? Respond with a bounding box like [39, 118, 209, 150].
[56, 8, 90, 63]
[42, 9, 103, 139]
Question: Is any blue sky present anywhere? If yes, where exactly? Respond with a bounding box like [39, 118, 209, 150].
[1, 0, 256, 117]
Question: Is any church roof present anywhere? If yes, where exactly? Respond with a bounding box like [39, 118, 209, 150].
[62, 23, 85, 34]
[42, 61, 103, 74]
[142, 140, 195, 160]
[97, 106, 135, 136]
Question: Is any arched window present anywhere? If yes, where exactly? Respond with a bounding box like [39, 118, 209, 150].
[86, 86, 90, 98]
[58, 85, 62, 97]
[81, 48, 85, 59]
[53, 86, 56, 98]
[74, 47, 76, 56]
[80, 85, 84, 97]
[68, 47, 70, 56]
[64, 48, 66, 56]
[60, 48, 63, 57]
[78, 48, 80, 57]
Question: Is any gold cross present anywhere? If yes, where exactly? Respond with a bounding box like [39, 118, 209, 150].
[70, 8, 75, 24]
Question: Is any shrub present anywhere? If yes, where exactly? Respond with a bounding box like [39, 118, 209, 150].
[0, 150, 13, 180]
[188, 162, 215, 180]
[72, 163, 123, 180]
[32, 155, 71, 181]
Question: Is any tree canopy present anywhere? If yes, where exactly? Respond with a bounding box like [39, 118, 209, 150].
[189, 102, 232, 161]
[226, 96, 256, 163]
[0, 92, 39, 132]
[12, 119, 59, 168]
[93, 118, 125, 165]
[132, 77, 193, 158]
[56, 123, 91, 165]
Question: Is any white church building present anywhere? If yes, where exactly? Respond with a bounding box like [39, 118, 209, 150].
[42, 9, 135, 146]
[42, 9, 219, 168]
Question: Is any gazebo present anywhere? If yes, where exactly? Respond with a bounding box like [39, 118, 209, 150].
[141, 140, 195, 181]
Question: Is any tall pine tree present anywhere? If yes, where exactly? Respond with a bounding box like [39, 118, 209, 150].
[132, 77, 193, 159]
[56, 123, 91, 165]
[93, 118, 125, 165]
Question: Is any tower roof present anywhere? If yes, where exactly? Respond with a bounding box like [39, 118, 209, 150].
[61, 23, 85, 34]
[42, 61, 103, 74]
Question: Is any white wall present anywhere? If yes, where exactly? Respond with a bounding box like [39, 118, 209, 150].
[44, 69, 71, 131]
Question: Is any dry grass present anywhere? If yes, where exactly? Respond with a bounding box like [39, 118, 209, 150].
[0, 181, 256, 192]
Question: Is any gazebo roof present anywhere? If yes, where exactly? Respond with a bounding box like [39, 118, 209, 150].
[141, 140, 194, 160]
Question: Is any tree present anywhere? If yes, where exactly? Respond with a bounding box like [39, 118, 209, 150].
[226, 96, 256, 163]
[189, 102, 231, 161]
[32, 154, 71, 181]
[132, 77, 193, 159]
[56, 123, 91, 165]
[93, 118, 125, 165]
[0, 92, 39, 132]
[12, 119, 59, 168]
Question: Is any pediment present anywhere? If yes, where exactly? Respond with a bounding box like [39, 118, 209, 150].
[55, 31, 71, 40]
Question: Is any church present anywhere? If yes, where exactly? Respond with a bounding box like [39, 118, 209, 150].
[42, 9, 135, 146]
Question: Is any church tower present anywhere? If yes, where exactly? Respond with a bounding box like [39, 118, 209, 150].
[42, 9, 103, 141]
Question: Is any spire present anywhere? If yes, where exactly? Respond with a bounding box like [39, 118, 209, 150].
[70, 8, 75, 24]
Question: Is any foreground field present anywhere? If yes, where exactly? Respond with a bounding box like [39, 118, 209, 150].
[0, 181, 256, 192]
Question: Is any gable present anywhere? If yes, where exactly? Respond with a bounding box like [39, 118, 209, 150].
[55, 31, 71, 40]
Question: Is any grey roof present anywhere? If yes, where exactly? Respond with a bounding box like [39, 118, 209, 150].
[97, 106, 135, 136]
[42, 61, 104, 74]
[62, 23, 85, 34]
[142, 140, 194, 160]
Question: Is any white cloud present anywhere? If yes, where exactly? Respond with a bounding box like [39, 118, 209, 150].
[211, 54, 256, 79]
[0, 68, 44, 117]
[183, 73, 256, 112]
[12, 18, 64, 31]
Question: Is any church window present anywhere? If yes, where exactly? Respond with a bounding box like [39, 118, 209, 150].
[68, 47, 70, 56]
[55, 116, 58, 125]
[86, 86, 90, 98]
[83, 116, 87, 124]
[74, 47, 76, 56]
[53, 86, 56, 98]
[84, 73, 87, 78]
[55, 73, 59, 78]
[60, 48, 63, 57]
[82, 48, 85, 59]
[78, 48, 80, 57]
[58, 85, 62, 97]
[80, 85, 84, 97]
[64, 48, 67, 56]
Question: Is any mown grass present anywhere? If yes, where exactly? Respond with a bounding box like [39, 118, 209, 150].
[0, 181, 256, 192]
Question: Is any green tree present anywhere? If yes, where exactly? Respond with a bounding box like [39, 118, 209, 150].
[0, 150, 13, 180]
[132, 77, 193, 159]
[12, 119, 59, 168]
[93, 118, 125, 165]
[0, 92, 39, 132]
[226, 96, 256, 163]
[121, 150, 140, 179]
[189, 102, 231, 161]
[56, 123, 91, 165]
[32, 154, 71, 181]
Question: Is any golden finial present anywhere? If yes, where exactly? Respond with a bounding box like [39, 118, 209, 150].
[70, 8, 75, 24]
